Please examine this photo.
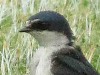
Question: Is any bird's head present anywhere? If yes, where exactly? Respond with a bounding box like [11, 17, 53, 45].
[19, 11, 73, 46]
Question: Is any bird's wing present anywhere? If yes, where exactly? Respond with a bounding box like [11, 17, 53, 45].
[51, 46, 99, 75]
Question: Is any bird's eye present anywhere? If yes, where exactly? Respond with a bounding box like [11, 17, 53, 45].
[37, 22, 51, 30]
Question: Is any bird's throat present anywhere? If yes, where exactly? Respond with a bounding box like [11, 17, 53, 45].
[29, 31, 70, 47]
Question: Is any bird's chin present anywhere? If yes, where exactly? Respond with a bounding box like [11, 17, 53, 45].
[29, 31, 41, 36]
[29, 31, 43, 40]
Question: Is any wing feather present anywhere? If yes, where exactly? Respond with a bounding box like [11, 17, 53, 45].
[51, 46, 99, 75]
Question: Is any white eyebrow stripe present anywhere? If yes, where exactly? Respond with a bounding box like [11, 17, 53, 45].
[26, 20, 30, 24]
[31, 19, 41, 23]
[26, 19, 41, 24]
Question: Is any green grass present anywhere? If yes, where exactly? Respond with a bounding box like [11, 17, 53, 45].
[0, 0, 100, 75]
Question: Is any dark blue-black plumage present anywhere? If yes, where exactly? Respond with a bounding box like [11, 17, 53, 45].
[51, 46, 99, 75]
[28, 11, 73, 41]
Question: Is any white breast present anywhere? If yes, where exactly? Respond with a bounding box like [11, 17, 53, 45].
[35, 47, 53, 75]
[30, 47, 55, 75]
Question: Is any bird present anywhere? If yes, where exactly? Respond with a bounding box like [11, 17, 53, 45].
[19, 11, 99, 75]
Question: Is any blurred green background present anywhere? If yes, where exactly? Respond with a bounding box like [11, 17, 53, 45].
[0, 0, 100, 75]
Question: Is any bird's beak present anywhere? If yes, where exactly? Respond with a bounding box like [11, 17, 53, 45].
[19, 26, 32, 32]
